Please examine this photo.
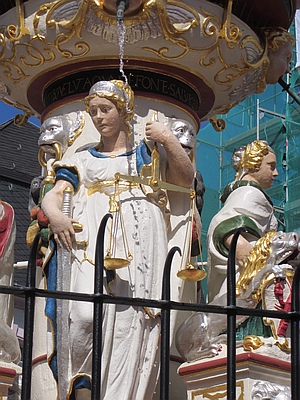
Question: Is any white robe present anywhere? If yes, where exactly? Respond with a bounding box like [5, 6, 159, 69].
[50, 144, 192, 399]
[207, 182, 278, 305]
[0, 201, 16, 327]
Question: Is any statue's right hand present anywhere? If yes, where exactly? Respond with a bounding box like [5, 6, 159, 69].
[49, 212, 76, 251]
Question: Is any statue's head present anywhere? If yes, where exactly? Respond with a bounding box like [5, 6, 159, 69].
[39, 112, 84, 156]
[38, 112, 84, 168]
[39, 115, 73, 155]
[240, 140, 273, 170]
[232, 140, 277, 188]
[263, 27, 295, 84]
[166, 118, 196, 155]
[85, 80, 135, 135]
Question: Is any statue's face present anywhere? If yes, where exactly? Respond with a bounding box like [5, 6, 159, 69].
[249, 152, 278, 189]
[266, 41, 293, 84]
[170, 119, 196, 154]
[38, 117, 69, 154]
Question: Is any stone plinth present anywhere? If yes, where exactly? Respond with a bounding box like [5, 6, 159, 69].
[0, 362, 22, 400]
[178, 351, 291, 399]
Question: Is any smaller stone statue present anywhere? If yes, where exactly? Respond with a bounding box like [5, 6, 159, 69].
[0, 320, 21, 364]
[0, 200, 21, 364]
[26, 112, 84, 262]
[167, 117, 205, 258]
[0, 201, 16, 327]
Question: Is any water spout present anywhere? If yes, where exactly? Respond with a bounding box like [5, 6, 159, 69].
[116, 0, 129, 23]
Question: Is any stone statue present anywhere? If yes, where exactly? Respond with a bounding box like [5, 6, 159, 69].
[26, 112, 84, 263]
[229, 27, 294, 103]
[41, 80, 194, 399]
[175, 229, 299, 362]
[0, 200, 21, 364]
[167, 117, 205, 258]
[0, 201, 16, 327]
[207, 140, 278, 305]
[264, 27, 294, 85]
[175, 140, 300, 362]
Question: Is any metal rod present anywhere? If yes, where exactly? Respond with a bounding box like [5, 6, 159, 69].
[227, 228, 246, 400]
[91, 214, 112, 399]
[116, 0, 129, 23]
[160, 247, 181, 400]
[256, 99, 260, 140]
[21, 232, 40, 400]
[278, 77, 300, 106]
[258, 107, 286, 119]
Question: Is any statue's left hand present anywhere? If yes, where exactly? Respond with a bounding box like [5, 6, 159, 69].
[145, 121, 173, 145]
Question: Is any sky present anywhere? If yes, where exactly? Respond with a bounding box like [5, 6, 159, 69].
[0, 102, 40, 126]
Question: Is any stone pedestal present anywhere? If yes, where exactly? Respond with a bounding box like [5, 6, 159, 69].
[178, 351, 291, 399]
[0, 363, 22, 400]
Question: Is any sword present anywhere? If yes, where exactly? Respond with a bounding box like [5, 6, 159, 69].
[56, 185, 74, 400]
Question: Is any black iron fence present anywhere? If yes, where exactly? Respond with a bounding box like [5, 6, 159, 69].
[0, 224, 299, 399]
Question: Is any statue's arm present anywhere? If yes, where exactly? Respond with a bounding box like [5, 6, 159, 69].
[224, 233, 253, 268]
[212, 214, 261, 268]
[41, 179, 75, 251]
[145, 121, 194, 188]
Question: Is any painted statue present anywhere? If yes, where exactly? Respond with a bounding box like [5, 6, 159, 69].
[26, 112, 84, 264]
[175, 229, 299, 362]
[229, 27, 294, 104]
[0, 200, 21, 364]
[26, 114, 84, 400]
[166, 117, 205, 216]
[41, 80, 194, 399]
[167, 117, 205, 259]
[207, 140, 278, 306]
[175, 140, 300, 362]
[0, 201, 16, 327]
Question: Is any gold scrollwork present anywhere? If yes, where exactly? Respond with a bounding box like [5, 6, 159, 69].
[199, 7, 266, 90]
[0, 97, 34, 126]
[0, 0, 94, 83]
[142, 0, 200, 60]
[274, 338, 291, 353]
[209, 115, 226, 132]
[5, 0, 30, 42]
[0, 38, 56, 82]
[192, 381, 244, 399]
[219, 0, 240, 45]
[243, 335, 264, 352]
[33, 0, 90, 58]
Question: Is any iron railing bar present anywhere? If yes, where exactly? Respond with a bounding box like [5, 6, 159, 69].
[227, 228, 245, 400]
[1, 285, 298, 321]
[160, 246, 181, 400]
[91, 213, 112, 399]
[0, 223, 299, 399]
[21, 232, 40, 400]
[291, 264, 300, 399]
